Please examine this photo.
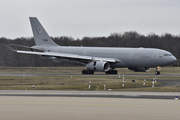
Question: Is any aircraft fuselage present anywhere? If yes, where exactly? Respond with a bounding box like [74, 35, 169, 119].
[34, 45, 176, 68]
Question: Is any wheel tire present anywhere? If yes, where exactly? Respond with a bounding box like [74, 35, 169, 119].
[106, 70, 117, 74]
[105, 71, 109, 74]
[155, 71, 158, 75]
[89, 70, 94, 74]
[82, 70, 86, 74]
[114, 70, 117, 74]
[155, 71, 160, 75]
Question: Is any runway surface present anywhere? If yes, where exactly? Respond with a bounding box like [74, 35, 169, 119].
[0, 90, 179, 99]
[0, 91, 180, 120]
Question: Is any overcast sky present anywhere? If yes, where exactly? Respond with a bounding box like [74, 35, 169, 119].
[0, 0, 180, 39]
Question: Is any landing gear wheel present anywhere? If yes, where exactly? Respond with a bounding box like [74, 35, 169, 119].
[90, 70, 94, 74]
[82, 70, 94, 75]
[105, 70, 117, 74]
[105, 71, 109, 74]
[155, 71, 160, 75]
[114, 70, 117, 74]
[82, 70, 86, 74]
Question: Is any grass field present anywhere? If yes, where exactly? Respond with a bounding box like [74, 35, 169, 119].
[0, 66, 180, 75]
[0, 67, 180, 91]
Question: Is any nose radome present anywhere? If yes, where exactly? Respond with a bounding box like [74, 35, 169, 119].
[172, 56, 177, 62]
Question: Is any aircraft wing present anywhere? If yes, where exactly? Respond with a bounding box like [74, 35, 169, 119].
[14, 50, 120, 63]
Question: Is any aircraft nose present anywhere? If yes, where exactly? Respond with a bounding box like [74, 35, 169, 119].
[171, 56, 177, 63]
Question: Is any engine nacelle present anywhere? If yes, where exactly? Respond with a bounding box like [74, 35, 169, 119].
[86, 61, 110, 72]
[128, 67, 150, 72]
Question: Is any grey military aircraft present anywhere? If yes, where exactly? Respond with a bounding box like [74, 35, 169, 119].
[8, 17, 177, 75]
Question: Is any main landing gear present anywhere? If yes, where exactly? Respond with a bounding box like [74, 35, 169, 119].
[82, 70, 94, 74]
[105, 69, 117, 74]
[82, 69, 118, 75]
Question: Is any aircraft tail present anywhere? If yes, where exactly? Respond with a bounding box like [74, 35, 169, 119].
[29, 17, 58, 46]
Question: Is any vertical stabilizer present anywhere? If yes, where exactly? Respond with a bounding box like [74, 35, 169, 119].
[29, 17, 58, 46]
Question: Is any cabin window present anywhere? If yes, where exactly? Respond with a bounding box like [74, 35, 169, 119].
[164, 54, 172, 56]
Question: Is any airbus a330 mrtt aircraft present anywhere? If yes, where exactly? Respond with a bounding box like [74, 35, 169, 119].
[8, 17, 177, 75]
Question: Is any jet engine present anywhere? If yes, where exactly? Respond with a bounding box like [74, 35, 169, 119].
[128, 67, 150, 72]
[86, 61, 110, 72]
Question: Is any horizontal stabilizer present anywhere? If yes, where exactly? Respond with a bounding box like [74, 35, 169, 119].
[7, 44, 44, 52]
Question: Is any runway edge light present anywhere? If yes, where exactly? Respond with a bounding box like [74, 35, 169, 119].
[175, 96, 178, 100]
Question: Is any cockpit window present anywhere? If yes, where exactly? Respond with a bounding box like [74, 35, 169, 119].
[164, 54, 172, 56]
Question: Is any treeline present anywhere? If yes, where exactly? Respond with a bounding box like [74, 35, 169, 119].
[0, 31, 180, 67]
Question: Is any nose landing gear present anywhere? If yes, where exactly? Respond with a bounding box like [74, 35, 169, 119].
[155, 66, 161, 75]
[155, 71, 160, 75]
